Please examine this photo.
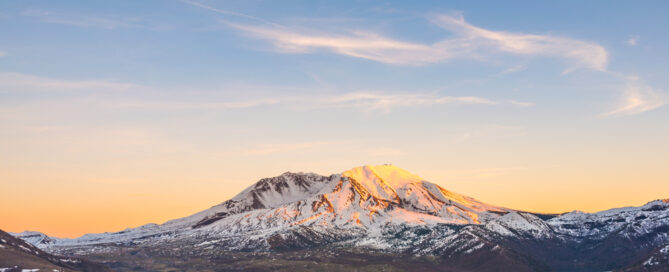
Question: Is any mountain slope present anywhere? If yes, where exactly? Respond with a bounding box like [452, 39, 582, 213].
[0, 229, 111, 272]
[620, 243, 669, 271]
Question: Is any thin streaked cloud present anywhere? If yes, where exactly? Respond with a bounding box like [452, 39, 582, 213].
[182, 0, 278, 26]
[186, 4, 666, 118]
[319, 92, 499, 111]
[225, 14, 608, 71]
[226, 22, 435, 64]
[601, 79, 666, 117]
[0, 72, 138, 92]
[21, 9, 170, 30]
[430, 14, 608, 72]
[111, 91, 516, 113]
[0, 72, 531, 113]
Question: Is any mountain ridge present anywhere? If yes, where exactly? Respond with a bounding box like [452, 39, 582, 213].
[8, 164, 669, 271]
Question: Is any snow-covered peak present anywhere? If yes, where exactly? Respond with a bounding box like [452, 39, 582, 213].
[341, 164, 425, 203]
[342, 164, 424, 189]
[229, 171, 336, 209]
[10, 231, 58, 246]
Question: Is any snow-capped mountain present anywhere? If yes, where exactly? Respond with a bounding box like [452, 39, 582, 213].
[191, 164, 510, 230]
[27, 165, 517, 248]
[11, 165, 669, 272]
[10, 231, 57, 248]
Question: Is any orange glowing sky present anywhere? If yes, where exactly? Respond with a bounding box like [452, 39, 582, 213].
[1, 1, 668, 238]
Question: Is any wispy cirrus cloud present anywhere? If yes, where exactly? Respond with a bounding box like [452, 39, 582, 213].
[112, 91, 526, 113]
[223, 13, 608, 71]
[0, 72, 530, 112]
[601, 78, 666, 117]
[182, 0, 277, 26]
[0, 72, 138, 92]
[226, 23, 439, 65]
[22, 10, 168, 30]
[188, 4, 667, 118]
[319, 92, 498, 111]
[429, 14, 608, 72]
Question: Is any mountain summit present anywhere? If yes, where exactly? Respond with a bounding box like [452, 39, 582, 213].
[11, 165, 669, 272]
[188, 164, 507, 232]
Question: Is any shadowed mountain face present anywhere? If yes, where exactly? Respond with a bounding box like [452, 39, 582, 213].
[7, 165, 669, 271]
[617, 244, 669, 272]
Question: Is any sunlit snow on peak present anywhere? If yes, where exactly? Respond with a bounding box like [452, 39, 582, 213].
[342, 164, 424, 189]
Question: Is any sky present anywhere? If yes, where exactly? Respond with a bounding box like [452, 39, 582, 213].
[1, 0, 668, 238]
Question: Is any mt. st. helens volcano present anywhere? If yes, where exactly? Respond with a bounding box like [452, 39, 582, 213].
[33, 165, 533, 248]
[12, 165, 669, 272]
[191, 164, 510, 230]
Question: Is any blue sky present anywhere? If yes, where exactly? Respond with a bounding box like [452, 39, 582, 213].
[1, 0, 669, 236]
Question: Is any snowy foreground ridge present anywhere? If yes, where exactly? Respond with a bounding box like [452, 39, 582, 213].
[13, 165, 669, 255]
